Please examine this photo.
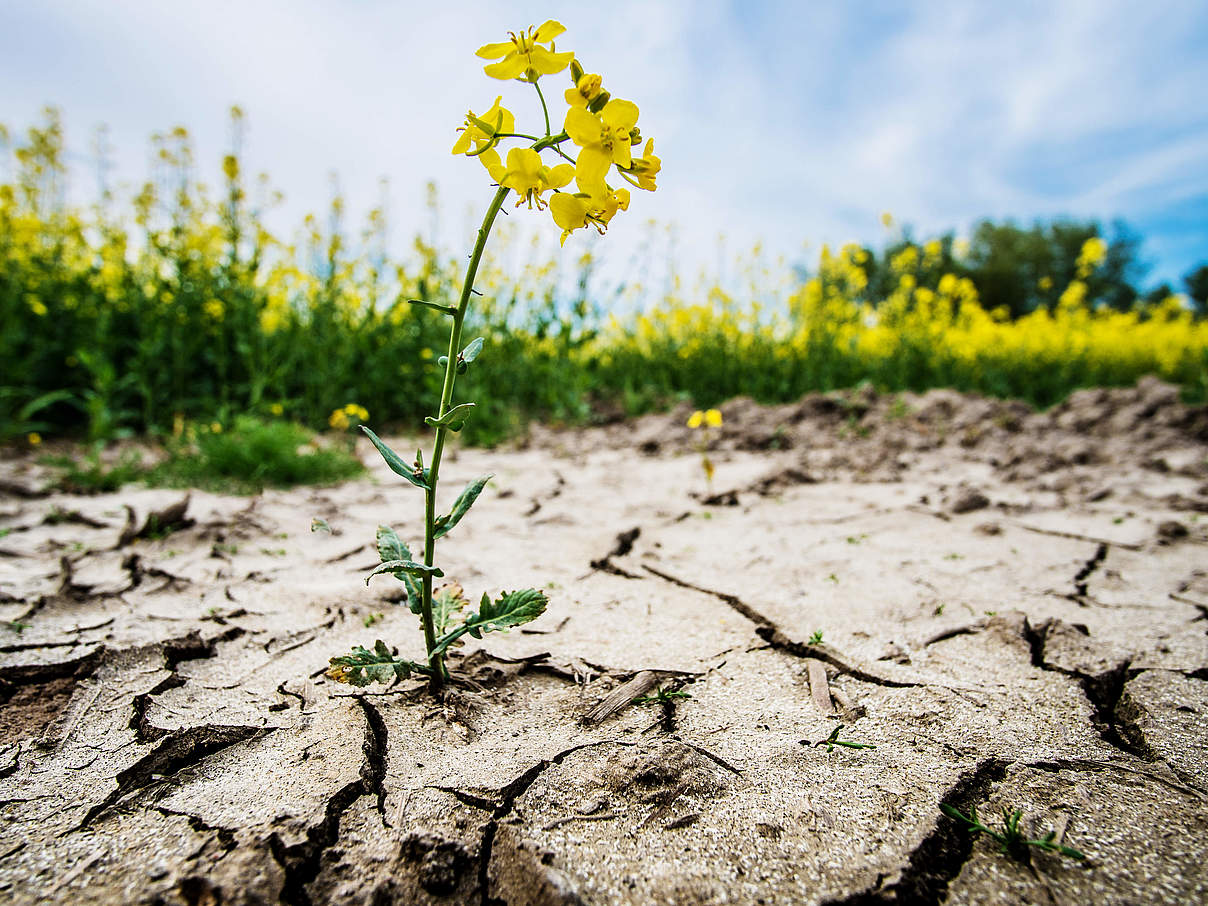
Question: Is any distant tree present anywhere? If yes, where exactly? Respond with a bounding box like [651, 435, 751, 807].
[1143, 283, 1175, 306]
[1184, 264, 1208, 315]
[958, 218, 1145, 318]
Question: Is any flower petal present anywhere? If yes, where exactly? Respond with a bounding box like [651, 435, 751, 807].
[546, 163, 575, 189]
[533, 20, 566, 42]
[483, 56, 527, 80]
[601, 99, 639, 130]
[574, 147, 611, 195]
[564, 107, 602, 148]
[550, 193, 590, 231]
[475, 41, 514, 59]
[529, 47, 574, 75]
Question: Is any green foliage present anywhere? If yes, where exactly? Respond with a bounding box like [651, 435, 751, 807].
[634, 686, 691, 705]
[327, 640, 424, 686]
[807, 630, 824, 646]
[43, 444, 144, 493]
[432, 475, 492, 540]
[150, 417, 363, 494]
[941, 803, 1086, 862]
[376, 525, 422, 609]
[360, 427, 430, 490]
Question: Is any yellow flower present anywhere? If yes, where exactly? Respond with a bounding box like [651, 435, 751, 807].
[550, 186, 630, 246]
[451, 97, 515, 156]
[476, 21, 574, 81]
[497, 148, 574, 209]
[27, 432, 42, 446]
[343, 403, 369, 422]
[565, 72, 603, 108]
[210, 422, 223, 434]
[269, 403, 284, 416]
[704, 408, 722, 428]
[687, 411, 704, 429]
[622, 138, 660, 191]
[329, 408, 351, 431]
[204, 299, 224, 320]
[564, 99, 640, 193]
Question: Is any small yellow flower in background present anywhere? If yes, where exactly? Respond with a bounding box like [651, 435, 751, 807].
[476, 20, 573, 81]
[210, 422, 223, 434]
[687, 409, 722, 429]
[27, 432, 42, 446]
[343, 404, 369, 422]
[329, 408, 351, 431]
[269, 402, 284, 416]
[1038, 276, 1054, 291]
[204, 299, 225, 320]
[329, 404, 368, 432]
[881, 212, 894, 229]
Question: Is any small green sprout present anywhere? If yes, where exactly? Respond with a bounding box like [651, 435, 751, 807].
[363, 612, 384, 628]
[932, 603, 945, 616]
[634, 686, 692, 706]
[807, 630, 824, 646]
[826, 573, 839, 584]
[941, 803, 1086, 862]
[4, 620, 30, 633]
[845, 534, 867, 545]
[813, 724, 876, 753]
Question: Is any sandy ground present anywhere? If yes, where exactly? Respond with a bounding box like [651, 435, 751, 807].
[1, 376, 1207, 905]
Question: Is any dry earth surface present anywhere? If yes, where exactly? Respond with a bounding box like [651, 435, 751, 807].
[2, 376, 1207, 905]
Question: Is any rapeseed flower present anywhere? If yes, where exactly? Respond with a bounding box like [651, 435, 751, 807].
[564, 100, 640, 192]
[476, 21, 573, 81]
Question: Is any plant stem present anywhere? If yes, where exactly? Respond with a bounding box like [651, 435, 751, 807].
[420, 183, 510, 691]
[533, 81, 552, 137]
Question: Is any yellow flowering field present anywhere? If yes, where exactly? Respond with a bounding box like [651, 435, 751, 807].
[1, 110, 1205, 446]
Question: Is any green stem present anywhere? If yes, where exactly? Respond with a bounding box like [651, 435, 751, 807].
[420, 183, 510, 691]
[533, 81, 552, 137]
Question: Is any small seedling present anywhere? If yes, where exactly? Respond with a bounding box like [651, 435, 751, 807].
[807, 630, 824, 646]
[329, 26, 661, 693]
[941, 804, 1086, 862]
[311, 518, 331, 534]
[687, 408, 722, 486]
[944, 552, 964, 561]
[826, 573, 839, 585]
[4, 620, 30, 633]
[814, 724, 876, 752]
[932, 603, 945, 616]
[634, 686, 691, 706]
[363, 612, 384, 628]
[846, 534, 867, 545]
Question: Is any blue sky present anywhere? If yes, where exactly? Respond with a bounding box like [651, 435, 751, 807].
[2, 0, 1206, 291]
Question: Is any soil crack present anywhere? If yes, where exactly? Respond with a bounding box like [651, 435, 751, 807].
[589, 527, 643, 578]
[643, 565, 921, 688]
[822, 757, 1009, 905]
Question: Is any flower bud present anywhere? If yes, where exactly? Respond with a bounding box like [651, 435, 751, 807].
[570, 59, 584, 83]
[629, 127, 642, 146]
[588, 90, 610, 113]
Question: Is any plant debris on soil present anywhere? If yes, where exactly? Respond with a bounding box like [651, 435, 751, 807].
[1, 377, 1207, 905]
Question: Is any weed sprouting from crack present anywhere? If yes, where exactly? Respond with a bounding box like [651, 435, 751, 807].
[941, 803, 1086, 863]
[633, 686, 692, 706]
[813, 724, 876, 753]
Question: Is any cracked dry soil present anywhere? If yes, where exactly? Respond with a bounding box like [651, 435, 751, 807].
[2, 376, 1208, 905]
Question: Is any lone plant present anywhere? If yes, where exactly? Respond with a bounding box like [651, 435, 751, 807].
[687, 408, 722, 485]
[941, 804, 1086, 862]
[328, 20, 660, 692]
[813, 724, 876, 753]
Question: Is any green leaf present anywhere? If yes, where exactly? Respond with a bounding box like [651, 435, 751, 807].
[433, 474, 492, 540]
[406, 298, 456, 316]
[433, 582, 471, 636]
[361, 426, 430, 490]
[475, 588, 549, 632]
[424, 403, 476, 431]
[311, 517, 331, 534]
[365, 559, 444, 585]
[327, 641, 427, 686]
[460, 337, 485, 363]
[376, 525, 422, 609]
[429, 588, 549, 658]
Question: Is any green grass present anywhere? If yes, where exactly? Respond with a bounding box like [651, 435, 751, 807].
[149, 417, 364, 494]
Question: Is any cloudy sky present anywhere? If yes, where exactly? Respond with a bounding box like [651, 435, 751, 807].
[2, 0, 1206, 292]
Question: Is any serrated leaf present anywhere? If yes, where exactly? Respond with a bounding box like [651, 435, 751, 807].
[360, 426, 429, 490]
[433, 583, 470, 636]
[433, 474, 493, 540]
[326, 642, 426, 686]
[365, 559, 444, 585]
[460, 336, 485, 363]
[376, 525, 422, 609]
[424, 403, 476, 431]
[476, 588, 548, 632]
